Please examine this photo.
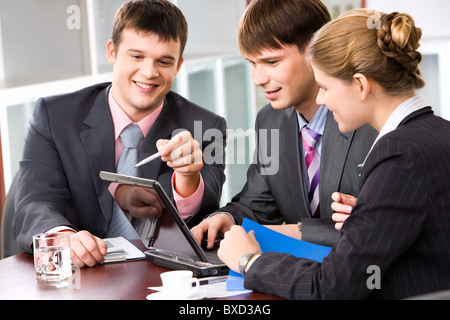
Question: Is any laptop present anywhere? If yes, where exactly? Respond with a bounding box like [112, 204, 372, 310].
[99, 171, 229, 277]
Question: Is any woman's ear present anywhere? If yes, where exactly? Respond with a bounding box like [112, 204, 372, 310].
[353, 73, 371, 101]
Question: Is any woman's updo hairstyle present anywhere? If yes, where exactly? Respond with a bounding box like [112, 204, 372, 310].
[309, 9, 425, 96]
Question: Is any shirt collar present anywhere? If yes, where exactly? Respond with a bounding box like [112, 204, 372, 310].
[376, 95, 429, 142]
[108, 90, 163, 140]
[297, 105, 328, 135]
[361, 95, 429, 167]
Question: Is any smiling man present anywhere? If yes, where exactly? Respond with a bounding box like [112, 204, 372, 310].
[107, 29, 183, 122]
[192, 0, 377, 249]
[14, 0, 226, 268]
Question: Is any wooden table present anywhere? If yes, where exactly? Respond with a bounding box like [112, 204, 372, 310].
[0, 245, 282, 301]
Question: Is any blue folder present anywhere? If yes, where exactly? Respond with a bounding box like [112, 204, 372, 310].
[226, 218, 332, 291]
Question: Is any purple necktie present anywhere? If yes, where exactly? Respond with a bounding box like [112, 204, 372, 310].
[302, 127, 321, 218]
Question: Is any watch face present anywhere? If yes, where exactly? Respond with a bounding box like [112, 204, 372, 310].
[238, 254, 248, 275]
[239, 251, 262, 275]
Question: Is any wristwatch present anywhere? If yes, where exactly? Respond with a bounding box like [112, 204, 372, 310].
[239, 251, 262, 276]
[298, 220, 302, 232]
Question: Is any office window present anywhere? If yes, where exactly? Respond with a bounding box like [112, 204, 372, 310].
[172, 55, 256, 204]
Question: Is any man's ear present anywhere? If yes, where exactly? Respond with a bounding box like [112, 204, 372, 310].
[353, 73, 370, 101]
[106, 40, 117, 64]
[176, 56, 184, 73]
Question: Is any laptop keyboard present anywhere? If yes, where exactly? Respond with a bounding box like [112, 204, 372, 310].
[204, 249, 224, 265]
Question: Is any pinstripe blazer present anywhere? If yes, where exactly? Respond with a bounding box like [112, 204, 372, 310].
[245, 107, 450, 299]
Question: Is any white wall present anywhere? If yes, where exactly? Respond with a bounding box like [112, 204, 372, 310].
[175, 0, 246, 58]
[366, 0, 450, 39]
[366, 0, 450, 120]
[0, 0, 250, 196]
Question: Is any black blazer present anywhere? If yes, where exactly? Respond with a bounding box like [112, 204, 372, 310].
[216, 104, 377, 246]
[244, 108, 450, 299]
[13, 83, 226, 252]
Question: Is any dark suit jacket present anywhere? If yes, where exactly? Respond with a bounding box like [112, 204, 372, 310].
[13, 83, 226, 252]
[245, 108, 450, 299]
[216, 104, 377, 246]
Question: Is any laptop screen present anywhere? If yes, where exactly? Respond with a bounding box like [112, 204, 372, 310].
[99, 171, 207, 261]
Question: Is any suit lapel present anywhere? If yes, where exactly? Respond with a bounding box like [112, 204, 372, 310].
[79, 86, 116, 219]
[282, 109, 355, 219]
[320, 111, 354, 217]
[282, 108, 311, 217]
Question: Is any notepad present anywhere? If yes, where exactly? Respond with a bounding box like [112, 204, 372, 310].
[226, 218, 332, 291]
[103, 237, 146, 263]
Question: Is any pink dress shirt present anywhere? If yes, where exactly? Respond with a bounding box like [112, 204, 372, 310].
[47, 90, 204, 234]
[108, 91, 204, 219]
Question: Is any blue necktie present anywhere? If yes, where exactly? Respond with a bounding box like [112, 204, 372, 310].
[107, 124, 143, 239]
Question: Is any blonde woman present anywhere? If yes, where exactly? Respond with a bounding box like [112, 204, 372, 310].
[218, 9, 450, 300]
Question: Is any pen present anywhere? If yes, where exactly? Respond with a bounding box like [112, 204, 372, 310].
[198, 276, 228, 286]
[104, 256, 127, 263]
[146, 216, 158, 248]
[134, 151, 161, 168]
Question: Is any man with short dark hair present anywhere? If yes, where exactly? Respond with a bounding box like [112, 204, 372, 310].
[192, 0, 376, 248]
[14, 0, 226, 268]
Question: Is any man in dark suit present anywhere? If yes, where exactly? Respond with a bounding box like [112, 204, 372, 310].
[13, 0, 226, 267]
[191, 0, 377, 248]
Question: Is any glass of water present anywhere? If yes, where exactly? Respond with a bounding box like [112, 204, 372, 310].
[33, 232, 72, 281]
